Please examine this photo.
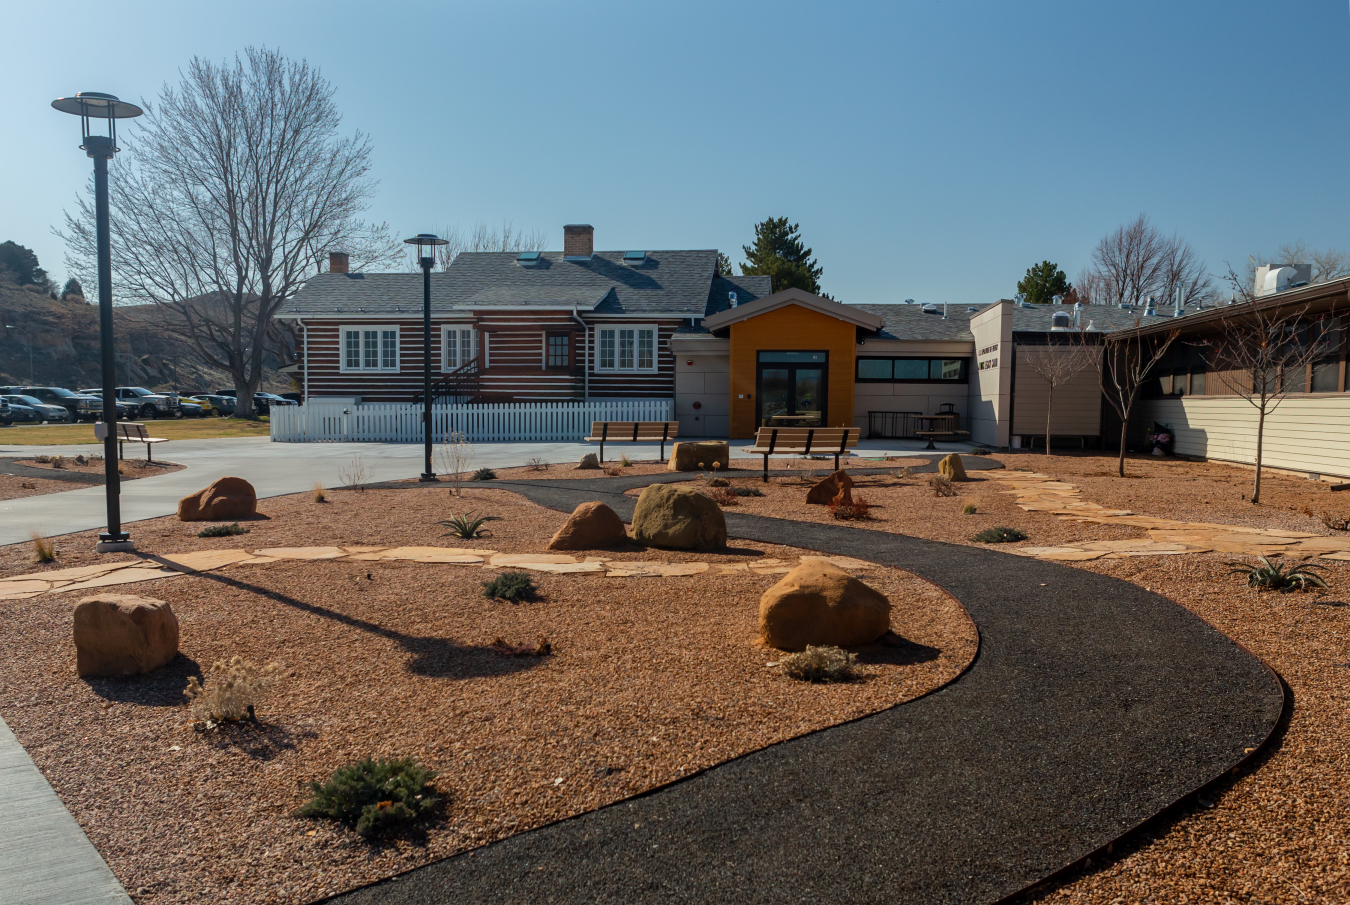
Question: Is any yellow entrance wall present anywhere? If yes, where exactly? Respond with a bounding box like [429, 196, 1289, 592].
[728, 304, 857, 438]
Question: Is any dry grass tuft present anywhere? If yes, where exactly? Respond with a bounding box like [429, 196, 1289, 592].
[339, 457, 372, 492]
[780, 645, 858, 682]
[524, 457, 548, 471]
[829, 491, 872, 520]
[185, 655, 284, 727]
[707, 486, 739, 507]
[312, 481, 326, 503]
[619, 454, 633, 467]
[29, 529, 55, 563]
[929, 474, 957, 497]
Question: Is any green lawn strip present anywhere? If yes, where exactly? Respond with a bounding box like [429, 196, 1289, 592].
[0, 418, 271, 445]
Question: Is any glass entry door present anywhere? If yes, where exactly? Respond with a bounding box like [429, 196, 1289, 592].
[756, 351, 828, 428]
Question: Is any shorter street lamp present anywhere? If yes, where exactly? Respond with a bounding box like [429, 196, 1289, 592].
[403, 234, 449, 482]
[4, 325, 33, 384]
[51, 91, 143, 552]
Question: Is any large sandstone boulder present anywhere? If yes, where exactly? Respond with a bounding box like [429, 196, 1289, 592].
[759, 561, 890, 651]
[667, 441, 729, 472]
[548, 502, 628, 550]
[177, 476, 257, 522]
[938, 454, 967, 481]
[806, 469, 853, 505]
[73, 595, 179, 677]
[631, 485, 727, 551]
[576, 453, 600, 470]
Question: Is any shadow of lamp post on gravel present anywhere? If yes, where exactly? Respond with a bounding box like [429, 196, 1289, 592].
[405, 233, 450, 483]
[51, 91, 143, 553]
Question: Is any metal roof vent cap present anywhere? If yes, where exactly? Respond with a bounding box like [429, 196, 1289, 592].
[1050, 311, 1072, 331]
[921, 303, 938, 314]
[728, 291, 738, 307]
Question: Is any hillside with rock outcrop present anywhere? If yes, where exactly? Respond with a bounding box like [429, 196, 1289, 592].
[0, 282, 292, 393]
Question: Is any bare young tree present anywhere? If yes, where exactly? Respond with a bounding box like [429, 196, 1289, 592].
[61, 47, 400, 417]
[422, 221, 549, 272]
[1077, 214, 1214, 307]
[1077, 319, 1181, 477]
[1018, 343, 1096, 457]
[1207, 301, 1335, 504]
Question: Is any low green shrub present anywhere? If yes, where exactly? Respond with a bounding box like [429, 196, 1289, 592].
[734, 486, 764, 497]
[780, 645, 857, 682]
[971, 447, 994, 456]
[198, 523, 250, 538]
[470, 468, 497, 481]
[962, 503, 977, 514]
[295, 757, 440, 838]
[483, 571, 538, 601]
[973, 526, 1026, 543]
[1228, 556, 1329, 592]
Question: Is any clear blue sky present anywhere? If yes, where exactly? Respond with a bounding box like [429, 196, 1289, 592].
[3, 0, 1348, 305]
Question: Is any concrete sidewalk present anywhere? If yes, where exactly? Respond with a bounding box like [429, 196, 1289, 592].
[0, 437, 970, 547]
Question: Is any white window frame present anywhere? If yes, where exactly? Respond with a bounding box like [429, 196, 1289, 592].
[339, 325, 400, 373]
[441, 324, 477, 373]
[594, 325, 658, 372]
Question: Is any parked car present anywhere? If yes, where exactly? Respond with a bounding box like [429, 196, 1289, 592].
[81, 386, 180, 419]
[78, 389, 138, 420]
[0, 397, 12, 425]
[279, 392, 302, 404]
[189, 394, 235, 416]
[18, 386, 102, 421]
[2, 394, 73, 423]
[213, 389, 295, 415]
[1, 396, 48, 423]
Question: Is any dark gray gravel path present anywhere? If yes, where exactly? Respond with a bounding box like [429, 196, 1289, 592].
[325, 463, 1283, 905]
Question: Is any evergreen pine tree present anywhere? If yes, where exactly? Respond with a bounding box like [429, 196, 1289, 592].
[61, 277, 84, 299]
[1017, 260, 1072, 304]
[0, 241, 48, 288]
[716, 251, 735, 277]
[741, 217, 824, 294]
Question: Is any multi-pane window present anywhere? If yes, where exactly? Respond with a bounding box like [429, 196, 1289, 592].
[342, 326, 399, 371]
[443, 327, 475, 371]
[546, 333, 570, 369]
[1311, 317, 1343, 393]
[596, 326, 657, 371]
[855, 357, 969, 383]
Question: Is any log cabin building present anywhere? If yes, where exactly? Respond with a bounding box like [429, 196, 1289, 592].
[276, 225, 770, 407]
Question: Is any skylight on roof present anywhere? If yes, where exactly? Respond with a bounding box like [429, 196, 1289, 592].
[623, 251, 647, 265]
[516, 251, 542, 265]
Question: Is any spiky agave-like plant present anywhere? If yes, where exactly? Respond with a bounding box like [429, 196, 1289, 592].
[438, 510, 502, 539]
[1227, 556, 1329, 592]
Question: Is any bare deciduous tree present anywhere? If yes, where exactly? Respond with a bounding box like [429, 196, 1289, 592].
[1077, 319, 1181, 477]
[1221, 242, 1350, 303]
[1018, 343, 1096, 457]
[1076, 214, 1214, 308]
[61, 46, 400, 417]
[422, 222, 549, 272]
[1207, 301, 1335, 504]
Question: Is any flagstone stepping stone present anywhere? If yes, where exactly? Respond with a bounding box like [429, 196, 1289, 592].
[0, 580, 55, 599]
[59, 567, 182, 593]
[605, 562, 709, 578]
[153, 549, 260, 573]
[799, 555, 875, 570]
[253, 546, 348, 560]
[354, 546, 489, 563]
[490, 553, 578, 567]
[1077, 540, 1195, 554]
[1037, 550, 1109, 562]
[1319, 551, 1350, 561]
[515, 561, 608, 574]
[0, 561, 137, 584]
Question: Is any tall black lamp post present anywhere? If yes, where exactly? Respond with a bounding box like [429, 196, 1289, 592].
[51, 92, 142, 552]
[404, 234, 448, 482]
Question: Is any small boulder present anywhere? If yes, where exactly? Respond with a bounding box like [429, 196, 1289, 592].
[177, 476, 256, 522]
[576, 453, 601, 470]
[631, 485, 727, 551]
[548, 502, 628, 550]
[73, 595, 179, 677]
[806, 469, 853, 505]
[759, 561, 890, 651]
[667, 441, 729, 472]
[938, 454, 967, 481]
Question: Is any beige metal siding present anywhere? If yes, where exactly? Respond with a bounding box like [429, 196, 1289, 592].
[1141, 395, 1350, 479]
[1012, 346, 1103, 437]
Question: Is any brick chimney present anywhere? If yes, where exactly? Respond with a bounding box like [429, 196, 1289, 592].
[563, 224, 594, 260]
[329, 251, 349, 274]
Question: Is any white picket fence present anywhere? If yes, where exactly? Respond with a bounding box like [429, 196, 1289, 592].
[269, 399, 673, 443]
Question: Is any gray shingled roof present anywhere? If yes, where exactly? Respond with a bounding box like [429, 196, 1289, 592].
[851, 302, 1181, 342]
[278, 250, 727, 317]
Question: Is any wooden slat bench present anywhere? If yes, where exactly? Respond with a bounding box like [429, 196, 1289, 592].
[583, 421, 680, 462]
[116, 422, 169, 462]
[741, 426, 861, 481]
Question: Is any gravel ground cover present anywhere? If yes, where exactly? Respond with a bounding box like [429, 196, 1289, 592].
[489, 454, 927, 481]
[15, 456, 184, 478]
[0, 456, 183, 501]
[0, 473, 85, 501]
[0, 486, 975, 905]
[624, 452, 1350, 903]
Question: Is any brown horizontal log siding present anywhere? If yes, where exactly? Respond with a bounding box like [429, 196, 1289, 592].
[295, 315, 682, 402]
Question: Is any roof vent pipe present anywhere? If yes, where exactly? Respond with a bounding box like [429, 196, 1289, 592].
[728, 291, 738, 307]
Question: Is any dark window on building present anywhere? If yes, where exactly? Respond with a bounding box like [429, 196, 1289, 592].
[1311, 316, 1343, 393]
[856, 357, 968, 383]
[546, 333, 570, 369]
